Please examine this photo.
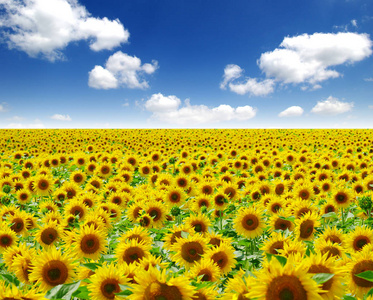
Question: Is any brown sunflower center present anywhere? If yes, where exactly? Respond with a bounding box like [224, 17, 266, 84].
[0, 234, 12, 247]
[215, 195, 225, 206]
[170, 193, 180, 202]
[353, 235, 370, 251]
[10, 218, 24, 233]
[123, 247, 145, 264]
[224, 187, 236, 199]
[299, 190, 310, 200]
[81, 234, 100, 254]
[274, 219, 292, 231]
[100, 278, 120, 299]
[321, 246, 340, 259]
[308, 264, 333, 290]
[181, 242, 204, 263]
[211, 251, 228, 270]
[149, 208, 161, 221]
[42, 260, 68, 286]
[335, 193, 347, 203]
[41, 228, 58, 245]
[242, 214, 259, 231]
[269, 241, 284, 255]
[71, 206, 84, 218]
[266, 275, 307, 300]
[352, 260, 373, 288]
[198, 269, 212, 281]
[192, 221, 206, 233]
[38, 180, 49, 190]
[299, 220, 314, 239]
[325, 235, 341, 244]
[275, 184, 285, 195]
[144, 281, 182, 300]
[101, 167, 110, 174]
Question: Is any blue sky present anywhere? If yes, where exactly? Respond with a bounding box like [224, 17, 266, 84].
[0, 0, 372, 128]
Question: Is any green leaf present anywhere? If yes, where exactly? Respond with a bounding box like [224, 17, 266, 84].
[321, 212, 337, 218]
[355, 270, 373, 282]
[82, 263, 101, 271]
[312, 273, 334, 285]
[274, 255, 287, 267]
[367, 287, 373, 297]
[342, 296, 356, 300]
[72, 286, 90, 300]
[45, 281, 81, 300]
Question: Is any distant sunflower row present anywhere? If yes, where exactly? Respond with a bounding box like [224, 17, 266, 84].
[0, 129, 372, 300]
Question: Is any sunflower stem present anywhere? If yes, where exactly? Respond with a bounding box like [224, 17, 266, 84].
[341, 208, 345, 228]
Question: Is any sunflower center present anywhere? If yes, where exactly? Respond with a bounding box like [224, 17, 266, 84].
[352, 260, 373, 288]
[101, 167, 110, 174]
[215, 195, 225, 206]
[321, 246, 340, 259]
[124, 247, 145, 264]
[20, 193, 28, 200]
[308, 264, 333, 290]
[0, 235, 11, 246]
[39, 180, 49, 190]
[11, 218, 24, 233]
[211, 252, 228, 270]
[326, 235, 341, 244]
[243, 214, 259, 231]
[149, 209, 161, 221]
[145, 282, 182, 300]
[42, 260, 68, 286]
[171, 193, 180, 202]
[100, 279, 120, 299]
[198, 269, 212, 281]
[274, 219, 292, 231]
[275, 185, 284, 195]
[178, 179, 186, 187]
[266, 275, 307, 300]
[353, 236, 370, 251]
[269, 241, 284, 255]
[299, 190, 309, 200]
[181, 242, 203, 263]
[81, 234, 100, 254]
[299, 220, 314, 239]
[41, 228, 58, 245]
[335, 193, 347, 203]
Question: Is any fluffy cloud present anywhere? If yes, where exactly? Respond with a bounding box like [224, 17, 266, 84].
[89, 51, 158, 89]
[50, 114, 72, 121]
[0, 102, 8, 112]
[259, 32, 372, 86]
[0, 0, 129, 61]
[311, 96, 354, 115]
[5, 118, 45, 128]
[144, 93, 257, 125]
[223, 32, 372, 94]
[278, 106, 304, 117]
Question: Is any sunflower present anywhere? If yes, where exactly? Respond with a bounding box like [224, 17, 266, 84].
[277, 239, 307, 258]
[12, 247, 36, 284]
[267, 196, 287, 215]
[64, 198, 88, 221]
[0, 226, 18, 253]
[234, 205, 265, 239]
[222, 269, 251, 300]
[304, 252, 345, 300]
[107, 192, 126, 208]
[129, 266, 196, 300]
[7, 210, 29, 236]
[35, 220, 62, 248]
[345, 226, 373, 253]
[165, 186, 187, 207]
[89, 263, 129, 300]
[120, 226, 153, 246]
[96, 163, 113, 179]
[248, 257, 323, 300]
[170, 233, 209, 269]
[32, 174, 54, 196]
[332, 186, 353, 209]
[83, 212, 106, 231]
[314, 239, 344, 260]
[288, 199, 317, 219]
[317, 226, 344, 246]
[188, 258, 221, 282]
[342, 244, 373, 299]
[144, 199, 168, 228]
[293, 181, 314, 201]
[185, 213, 211, 234]
[294, 212, 320, 241]
[29, 247, 77, 292]
[261, 232, 289, 255]
[72, 224, 107, 260]
[115, 239, 151, 265]
[62, 181, 81, 200]
[197, 181, 215, 196]
[70, 170, 87, 185]
[319, 200, 339, 218]
[174, 174, 190, 190]
[269, 214, 295, 233]
[191, 195, 213, 212]
[204, 242, 236, 275]
[16, 188, 32, 204]
[163, 224, 192, 251]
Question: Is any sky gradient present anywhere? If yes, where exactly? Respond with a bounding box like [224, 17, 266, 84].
[0, 0, 372, 128]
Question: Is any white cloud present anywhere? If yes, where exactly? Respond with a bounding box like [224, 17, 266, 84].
[6, 118, 45, 128]
[351, 19, 358, 28]
[144, 93, 257, 125]
[311, 96, 354, 115]
[259, 32, 372, 86]
[50, 114, 72, 121]
[278, 106, 304, 117]
[7, 116, 24, 121]
[88, 51, 158, 89]
[220, 64, 243, 89]
[364, 78, 373, 82]
[0, 0, 129, 61]
[369, 105, 373, 109]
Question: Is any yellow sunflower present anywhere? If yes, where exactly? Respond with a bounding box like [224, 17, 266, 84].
[0, 226, 18, 253]
[88, 263, 129, 300]
[248, 257, 323, 300]
[332, 185, 353, 209]
[72, 224, 107, 260]
[29, 247, 77, 292]
[261, 231, 289, 255]
[129, 266, 196, 300]
[163, 224, 192, 251]
[144, 199, 168, 228]
[342, 244, 373, 299]
[233, 205, 265, 238]
[188, 258, 221, 282]
[165, 186, 187, 207]
[115, 239, 151, 265]
[35, 220, 62, 248]
[12, 247, 36, 284]
[221, 269, 251, 300]
[120, 226, 153, 246]
[170, 233, 209, 269]
[317, 226, 344, 246]
[314, 239, 344, 260]
[345, 226, 373, 253]
[294, 211, 320, 241]
[32, 174, 54, 197]
[204, 242, 236, 275]
[185, 213, 211, 235]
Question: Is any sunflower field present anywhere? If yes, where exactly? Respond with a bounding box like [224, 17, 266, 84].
[1, 129, 373, 300]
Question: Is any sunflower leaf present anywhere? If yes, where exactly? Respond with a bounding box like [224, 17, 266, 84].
[312, 273, 334, 285]
[342, 296, 357, 300]
[321, 212, 337, 218]
[274, 255, 287, 266]
[367, 287, 373, 297]
[45, 281, 81, 300]
[82, 262, 101, 271]
[72, 286, 90, 300]
[355, 270, 373, 282]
